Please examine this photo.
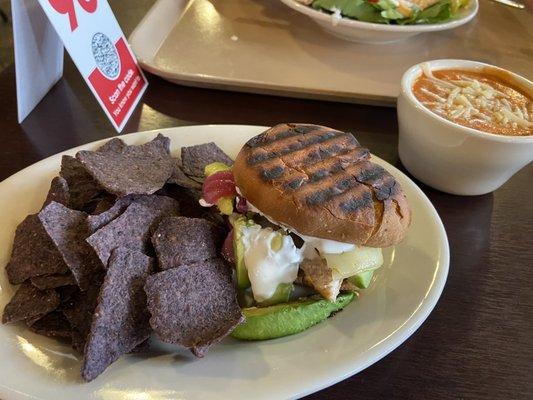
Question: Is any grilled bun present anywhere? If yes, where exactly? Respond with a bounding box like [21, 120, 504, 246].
[233, 123, 411, 247]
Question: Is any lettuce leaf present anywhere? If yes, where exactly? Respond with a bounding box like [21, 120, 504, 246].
[376, 0, 405, 20]
[312, 0, 388, 24]
[412, 0, 453, 24]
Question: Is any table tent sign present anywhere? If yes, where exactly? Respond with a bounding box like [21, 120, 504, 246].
[11, 0, 148, 132]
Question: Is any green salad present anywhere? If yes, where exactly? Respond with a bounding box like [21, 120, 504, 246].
[301, 0, 469, 25]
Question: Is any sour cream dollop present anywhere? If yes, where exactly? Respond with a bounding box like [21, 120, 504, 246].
[245, 199, 356, 256]
[242, 225, 303, 302]
[299, 234, 356, 257]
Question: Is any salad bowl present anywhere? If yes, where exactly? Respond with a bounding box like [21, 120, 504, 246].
[280, 0, 479, 44]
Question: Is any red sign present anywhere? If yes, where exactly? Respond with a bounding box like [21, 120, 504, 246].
[36, 0, 148, 131]
[88, 38, 145, 128]
[48, 0, 98, 31]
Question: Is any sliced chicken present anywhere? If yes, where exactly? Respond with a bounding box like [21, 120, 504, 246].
[340, 279, 358, 293]
[299, 258, 342, 301]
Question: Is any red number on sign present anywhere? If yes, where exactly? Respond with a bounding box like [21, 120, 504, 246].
[48, 0, 98, 31]
[78, 0, 97, 13]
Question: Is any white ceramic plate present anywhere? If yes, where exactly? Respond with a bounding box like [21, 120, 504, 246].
[0, 125, 449, 400]
[280, 0, 479, 44]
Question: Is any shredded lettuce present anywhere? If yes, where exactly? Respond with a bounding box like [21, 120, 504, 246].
[375, 0, 404, 20]
[310, 0, 466, 25]
[414, 0, 453, 24]
[451, 0, 469, 13]
[312, 0, 388, 24]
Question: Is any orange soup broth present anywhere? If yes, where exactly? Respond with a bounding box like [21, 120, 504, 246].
[413, 69, 532, 136]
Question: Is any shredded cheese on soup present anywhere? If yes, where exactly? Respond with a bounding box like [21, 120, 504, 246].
[413, 64, 532, 136]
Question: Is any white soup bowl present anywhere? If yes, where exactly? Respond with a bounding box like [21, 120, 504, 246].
[397, 59, 533, 196]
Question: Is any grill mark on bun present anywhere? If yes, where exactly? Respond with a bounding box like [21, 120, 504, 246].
[374, 180, 398, 201]
[233, 124, 411, 247]
[318, 144, 343, 158]
[326, 184, 375, 229]
[297, 162, 398, 218]
[304, 176, 360, 206]
[276, 135, 359, 175]
[305, 189, 332, 206]
[246, 129, 346, 166]
[247, 150, 272, 166]
[271, 128, 301, 141]
[354, 164, 399, 201]
[340, 191, 373, 212]
[356, 164, 386, 183]
[284, 177, 306, 190]
[246, 124, 321, 149]
[305, 148, 369, 179]
[245, 134, 268, 149]
[248, 124, 401, 219]
[309, 168, 330, 182]
[292, 124, 322, 135]
[260, 165, 285, 180]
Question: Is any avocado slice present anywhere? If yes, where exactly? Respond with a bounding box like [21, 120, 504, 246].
[231, 292, 355, 341]
[257, 283, 293, 307]
[204, 162, 231, 177]
[216, 197, 234, 215]
[348, 269, 374, 289]
[233, 216, 252, 289]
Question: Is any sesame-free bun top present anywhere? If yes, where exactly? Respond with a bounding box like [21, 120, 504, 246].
[233, 123, 411, 247]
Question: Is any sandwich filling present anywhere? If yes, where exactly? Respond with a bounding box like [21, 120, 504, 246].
[201, 162, 384, 305]
[240, 224, 302, 302]
[243, 199, 383, 302]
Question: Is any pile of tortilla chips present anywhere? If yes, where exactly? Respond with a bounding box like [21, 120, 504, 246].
[2, 135, 243, 381]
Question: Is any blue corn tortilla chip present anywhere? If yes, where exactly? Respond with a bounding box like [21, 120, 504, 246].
[181, 142, 233, 178]
[86, 196, 179, 266]
[2, 283, 60, 324]
[91, 196, 116, 215]
[87, 197, 133, 233]
[38, 202, 103, 290]
[59, 155, 102, 210]
[30, 273, 77, 290]
[129, 339, 150, 354]
[96, 137, 126, 153]
[158, 184, 225, 228]
[27, 311, 72, 339]
[43, 176, 70, 209]
[57, 285, 79, 305]
[81, 248, 153, 381]
[152, 216, 223, 270]
[87, 194, 178, 233]
[145, 259, 243, 357]
[76, 134, 174, 196]
[6, 214, 69, 284]
[167, 161, 202, 190]
[81, 191, 117, 215]
[62, 273, 104, 353]
[87, 197, 132, 234]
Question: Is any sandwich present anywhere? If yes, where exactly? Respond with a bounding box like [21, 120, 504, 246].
[201, 123, 411, 310]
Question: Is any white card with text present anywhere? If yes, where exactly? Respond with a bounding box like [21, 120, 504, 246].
[13, 0, 148, 131]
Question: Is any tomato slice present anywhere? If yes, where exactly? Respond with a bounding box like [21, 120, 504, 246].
[202, 171, 237, 204]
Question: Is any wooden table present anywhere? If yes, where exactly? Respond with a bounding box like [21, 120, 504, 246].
[0, 1, 532, 399]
